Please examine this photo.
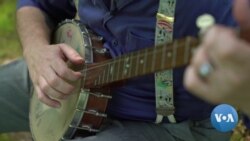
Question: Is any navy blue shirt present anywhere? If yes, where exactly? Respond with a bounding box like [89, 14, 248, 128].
[18, 0, 238, 122]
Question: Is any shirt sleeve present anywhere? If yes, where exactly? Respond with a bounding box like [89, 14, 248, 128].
[17, 0, 40, 9]
[17, 0, 76, 24]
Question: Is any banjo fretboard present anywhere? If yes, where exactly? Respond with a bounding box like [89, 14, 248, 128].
[82, 36, 199, 87]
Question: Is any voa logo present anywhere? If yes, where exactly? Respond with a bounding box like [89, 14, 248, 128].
[214, 113, 235, 123]
[211, 104, 238, 132]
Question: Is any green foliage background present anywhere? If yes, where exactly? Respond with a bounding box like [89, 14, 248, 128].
[0, 0, 15, 33]
[0, 0, 22, 64]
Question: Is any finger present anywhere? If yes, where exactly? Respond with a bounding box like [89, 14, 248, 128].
[38, 76, 68, 100]
[233, 0, 250, 28]
[204, 26, 238, 65]
[185, 46, 209, 91]
[59, 44, 84, 65]
[190, 46, 209, 76]
[199, 26, 223, 61]
[212, 29, 241, 65]
[197, 27, 225, 79]
[201, 26, 220, 50]
[35, 85, 61, 108]
[43, 66, 75, 95]
[184, 66, 212, 102]
[51, 58, 82, 82]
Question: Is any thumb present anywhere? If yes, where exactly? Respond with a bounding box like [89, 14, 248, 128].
[233, 0, 250, 41]
[59, 44, 84, 64]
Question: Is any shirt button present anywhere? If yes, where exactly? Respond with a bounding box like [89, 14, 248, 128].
[112, 39, 118, 47]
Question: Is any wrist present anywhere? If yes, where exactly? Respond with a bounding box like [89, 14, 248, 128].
[22, 41, 49, 59]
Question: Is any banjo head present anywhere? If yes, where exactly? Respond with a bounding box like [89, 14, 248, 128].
[29, 19, 93, 141]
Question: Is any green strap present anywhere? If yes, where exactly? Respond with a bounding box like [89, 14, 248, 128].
[154, 0, 176, 123]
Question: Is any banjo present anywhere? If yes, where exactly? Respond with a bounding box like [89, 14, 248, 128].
[29, 19, 199, 141]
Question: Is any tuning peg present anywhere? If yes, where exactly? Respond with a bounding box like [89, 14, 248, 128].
[196, 14, 215, 37]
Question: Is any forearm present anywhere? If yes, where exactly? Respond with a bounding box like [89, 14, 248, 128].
[16, 6, 52, 56]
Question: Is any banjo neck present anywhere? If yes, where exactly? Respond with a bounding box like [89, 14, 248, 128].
[82, 36, 199, 87]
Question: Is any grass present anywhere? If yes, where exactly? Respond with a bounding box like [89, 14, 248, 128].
[0, 134, 10, 141]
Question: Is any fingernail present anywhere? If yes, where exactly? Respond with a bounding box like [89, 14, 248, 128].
[76, 56, 83, 60]
[77, 72, 83, 77]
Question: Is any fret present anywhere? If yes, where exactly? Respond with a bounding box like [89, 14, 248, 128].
[119, 56, 125, 79]
[127, 54, 133, 78]
[112, 62, 116, 82]
[151, 47, 156, 72]
[154, 45, 164, 71]
[176, 42, 186, 67]
[172, 41, 178, 67]
[127, 52, 136, 78]
[105, 63, 109, 83]
[135, 51, 140, 77]
[123, 56, 130, 78]
[138, 50, 145, 75]
[108, 61, 114, 82]
[116, 57, 121, 81]
[94, 79, 97, 86]
[161, 44, 167, 69]
[143, 48, 148, 74]
[105, 63, 110, 83]
[101, 66, 106, 85]
[165, 48, 173, 69]
[167, 51, 172, 58]
[111, 60, 118, 81]
[106, 64, 109, 84]
[97, 74, 101, 86]
[184, 37, 191, 64]
[145, 47, 153, 74]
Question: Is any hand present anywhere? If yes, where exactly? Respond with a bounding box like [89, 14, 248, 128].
[184, 25, 250, 110]
[24, 43, 84, 108]
[184, 0, 250, 116]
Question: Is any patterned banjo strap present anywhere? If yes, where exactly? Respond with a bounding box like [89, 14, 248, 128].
[154, 0, 176, 123]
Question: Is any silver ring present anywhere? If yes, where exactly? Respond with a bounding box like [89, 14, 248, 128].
[198, 62, 214, 78]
